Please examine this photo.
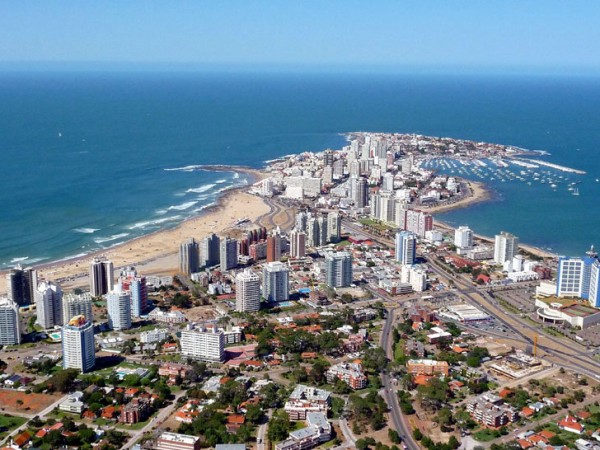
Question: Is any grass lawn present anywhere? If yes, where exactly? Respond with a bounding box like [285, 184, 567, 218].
[473, 429, 500, 442]
[118, 418, 150, 430]
[0, 414, 27, 431]
[291, 420, 308, 431]
[394, 339, 406, 361]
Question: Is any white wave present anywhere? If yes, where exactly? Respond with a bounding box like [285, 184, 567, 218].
[93, 233, 130, 244]
[128, 215, 182, 230]
[168, 201, 198, 211]
[73, 227, 100, 234]
[215, 179, 227, 184]
[233, 172, 240, 179]
[186, 183, 216, 194]
[164, 165, 205, 172]
[10, 257, 29, 263]
[155, 209, 168, 215]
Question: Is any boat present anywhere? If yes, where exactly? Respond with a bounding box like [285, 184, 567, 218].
[596, 178, 599, 182]
[573, 188, 580, 196]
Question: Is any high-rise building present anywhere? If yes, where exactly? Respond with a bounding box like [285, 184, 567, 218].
[556, 248, 599, 300]
[235, 269, 261, 312]
[289, 230, 306, 259]
[352, 177, 368, 208]
[89, 258, 114, 297]
[325, 252, 353, 288]
[106, 286, 132, 331]
[62, 293, 93, 325]
[494, 232, 519, 264]
[395, 231, 417, 265]
[318, 216, 328, 247]
[404, 210, 433, 238]
[327, 212, 341, 243]
[180, 325, 224, 361]
[119, 267, 147, 318]
[35, 281, 63, 329]
[179, 239, 200, 275]
[266, 231, 282, 263]
[220, 237, 238, 271]
[382, 172, 395, 191]
[262, 261, 290, 303]
[0, 298, 21, 345]
[454, 226, 474, 254]
[200, 233, 220, 268]
[307, 216, 321, 247]
[295, 211, 308, 233]
[6, 266, 37, 306]
[62, 315, 95, 373]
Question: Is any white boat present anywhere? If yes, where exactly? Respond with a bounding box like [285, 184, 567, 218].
[573, 188, 580, 196]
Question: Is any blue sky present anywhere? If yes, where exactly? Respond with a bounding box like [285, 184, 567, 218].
[1, 1, 600, 73]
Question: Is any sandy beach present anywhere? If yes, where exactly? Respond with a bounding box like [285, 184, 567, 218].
[0, 186, 270, 294]
[421, 180, 491, 214]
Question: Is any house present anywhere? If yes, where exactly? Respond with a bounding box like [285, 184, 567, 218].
[4, 375, 22, 387]
[517, 439, 534, 450]
[558, 416, 584, 434]
[225, 414, 245, 433]
[521, 407, 535, 418]
[101, 405, 119, 419]
[59, 391, 85, 414]
[13, 431, 31, 448]
[499, 388, 514, 399]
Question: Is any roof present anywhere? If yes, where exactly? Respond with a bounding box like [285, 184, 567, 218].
[14, 431, 31, 447]
[215, 445, 246, 450]
[517, 439, 534, 449]
[226, 414, 245, 425]
[521, 407, 535, 417]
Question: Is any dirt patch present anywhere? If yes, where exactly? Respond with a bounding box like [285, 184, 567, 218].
[184, 306, 218, 322]
[0, 389, 61, 414]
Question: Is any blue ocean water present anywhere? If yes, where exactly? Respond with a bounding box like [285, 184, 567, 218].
[1, 70, 600, 267]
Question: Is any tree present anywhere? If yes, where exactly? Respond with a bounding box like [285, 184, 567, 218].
[267, 410, 291, 442]
[413, 428, 423, 441]
[435, 407, 453, 427]
[388, 429, 401, 444]
[362, 347, 388, 372]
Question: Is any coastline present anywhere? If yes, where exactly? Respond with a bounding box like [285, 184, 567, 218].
[0, 167, 268, 294]
[421, 180, 491, 214]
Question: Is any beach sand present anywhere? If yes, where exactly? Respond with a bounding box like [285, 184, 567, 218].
[0, 188, 270, 293]
[422, 180, 491, 214]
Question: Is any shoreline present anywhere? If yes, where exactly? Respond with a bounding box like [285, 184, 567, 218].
[0, 166, 268, 293]
[420, 180, 491, 214]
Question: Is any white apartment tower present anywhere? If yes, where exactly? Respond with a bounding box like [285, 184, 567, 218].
[325, 252, 353, 288]
[454, 226, 474, 254]
[62, 315, 95, 373]
[494, 231, 519, 264]
[35, 281, 63, 329]
[327, 212, 342, 243]
[395, 231, 417, 265]
[0, 298, 21, 345]
[235, 269, 261, 312]
[62, 293, 93, 325]
[180, 325, 224, 361]
[106, 286, 132, 331]
[200, 233, 220, 268]
[263, 261, 290, 303]
[90, 258, 114, 297]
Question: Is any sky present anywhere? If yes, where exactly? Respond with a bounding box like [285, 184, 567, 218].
[1, 1, 600, 73]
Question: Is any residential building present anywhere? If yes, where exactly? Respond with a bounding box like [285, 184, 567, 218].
[106, 286, 132, 331]
[58, 392, 85, 414]
[494, 231, 519, 264]
[235, 269, 261, 312]
[148, 308, 187, 323]
[200, 233, 220, 268]
[35, 281, 63, 329]
[6, 266, 37, 306]
[155, 432, 201, 450]
[326, 362, 368, 389]
[220, 237, 238, 271]
[454, 226, 474, 254]
[119, 267, 148, 317]
[352, 177, 368, 208]
[395, 231, 417, 265]
[263, 261, 289, 303]
[466, 393, 518, 427]
[284, 385, 331, 420]
[327, 212, 341, 243]
[179, 238, 200, 275]
[325, 252, 353, 288]
[289, 229, 306, 258]
[406, 359, 449, 377]
[89, 258, 114, 297]
[62, 293, 93, 325]
[276, 412, 332, 450]
[180, 325, 224, 362]
[266, 231, 282, 262]
[0, 298, 21, 345]
[62, 315, 95, 373]
[140, 328, 169, 344]
[119, 398, 150, 424]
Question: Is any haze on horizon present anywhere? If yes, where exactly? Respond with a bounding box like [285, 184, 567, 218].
[1, 0, 600, 74]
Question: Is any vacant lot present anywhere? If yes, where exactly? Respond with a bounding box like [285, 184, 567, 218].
[0, 389, 60, 415]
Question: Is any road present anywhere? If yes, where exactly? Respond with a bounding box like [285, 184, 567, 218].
[121, 390, 187, 450]
[256, 408, 272, 450]
[330, 418, 357, 449]
[378, 303, 419, 450]
[0, 393, 68, 446]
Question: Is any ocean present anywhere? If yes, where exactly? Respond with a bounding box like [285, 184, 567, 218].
[1, 70, 600, 267]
